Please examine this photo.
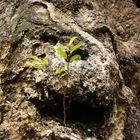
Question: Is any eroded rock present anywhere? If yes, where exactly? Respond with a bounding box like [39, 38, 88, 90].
[0, 0, 140, 140]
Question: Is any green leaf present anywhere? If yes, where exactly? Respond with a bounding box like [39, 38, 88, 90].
[61, 72, 68, 77]
[42, 56, 49, 65]
[70, 41, 85, 54]
[70, 54, 81, 62]
[64, 63, 68, 71]
[56, 67, 61, 74]
[59, 45, 69, 51]
[31, 56, 42, 62]
[69, 36, 77, 46]
[32, 65, 44, 70]
[57, 47, 68, 59]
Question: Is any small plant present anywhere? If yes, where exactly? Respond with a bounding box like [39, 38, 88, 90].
[31, 55, 49, 70]
[30, 36, 85, 124]
[56, 36, 85, 124]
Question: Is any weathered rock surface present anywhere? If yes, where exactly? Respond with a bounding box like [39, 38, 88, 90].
[0, 0, 140, 140]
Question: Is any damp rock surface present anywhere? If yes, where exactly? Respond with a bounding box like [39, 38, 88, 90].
[0, 0, 140, 140]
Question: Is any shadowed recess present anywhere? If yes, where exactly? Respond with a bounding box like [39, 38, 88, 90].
[132, 0, 140, 7]
[29, 89, 107, 126]
[40, 33, 59, 45]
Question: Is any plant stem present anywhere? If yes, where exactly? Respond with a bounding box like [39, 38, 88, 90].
[63, 90, 66, 124]
[63, 62, 69, 125]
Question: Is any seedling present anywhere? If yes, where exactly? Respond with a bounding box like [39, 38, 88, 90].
[31, 55, 49, 70]
[56, 36, 85, 124]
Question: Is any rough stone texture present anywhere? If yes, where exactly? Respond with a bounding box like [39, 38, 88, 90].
[0, 0, 140, 140]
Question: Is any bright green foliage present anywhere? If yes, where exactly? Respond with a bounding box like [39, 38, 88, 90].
[56, 67, 67, 78]
[31, 55, 49, 70]
[31, 56, 42, 62]
[56, 67, 61, 74]
[70, 54, 81, 62]
[42, 56, 49, 65]
[32, 65, 44, 70]
[64, 63, 68, 71]
[70, 41, 85, 54]
[56, 47, 68, 59]
[55, 64, 69, 78]
[68, 36, 77, 46]
[56, 36, 85, 76]
[59, 45, 69, 50]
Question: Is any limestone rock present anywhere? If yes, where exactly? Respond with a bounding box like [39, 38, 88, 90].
[0, 0, 140, 139]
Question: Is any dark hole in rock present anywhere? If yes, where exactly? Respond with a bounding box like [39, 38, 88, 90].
[29, 95, 63, 119]
[67, 100, 106, 125]
[37, 53, 46, 58]
[85, 2, 94, 10]
[1, 69, 16, 83]
[133, 56, 140, 64]
[32, 43, 40, 55]
[72, 49, 89, 60]
[71, 2, 81, 14]
[31, 2, 48, 9]
[11, 39, 22, 51]
[40, 33, 58, 45]
[50, 0, 83, 13]
[132, 0, 140, 8]
[29, 89, 107, 135]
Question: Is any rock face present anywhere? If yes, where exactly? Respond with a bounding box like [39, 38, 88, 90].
[0, 0, 140, 140]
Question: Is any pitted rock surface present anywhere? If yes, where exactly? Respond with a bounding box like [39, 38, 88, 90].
[0, 0, 140, 140]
